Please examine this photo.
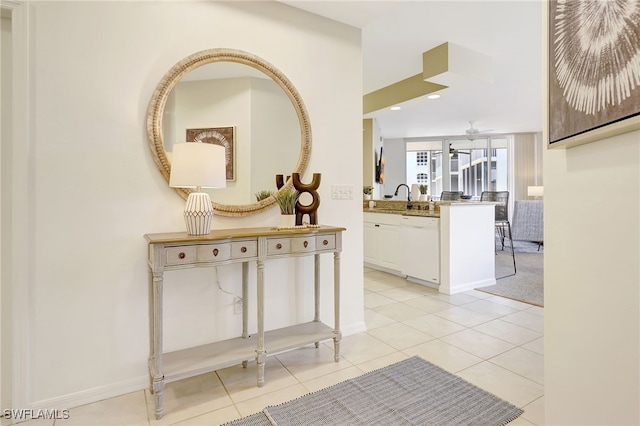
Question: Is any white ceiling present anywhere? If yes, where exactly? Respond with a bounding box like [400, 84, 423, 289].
[281, 1, 543, 139]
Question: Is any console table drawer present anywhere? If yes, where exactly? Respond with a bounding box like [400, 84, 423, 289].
[231, 241, 258, 259]
[197, 243, 231, 262]
[165, 246, 197, 266]
[291, 236, 315, 253]
[267, 238, 291, 255]
[316, 235, 336, 250]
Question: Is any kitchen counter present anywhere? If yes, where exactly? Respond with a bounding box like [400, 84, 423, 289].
[363, 200, 497, 295]
[364, 207, 439, 218]
[363, 200, 495, 218]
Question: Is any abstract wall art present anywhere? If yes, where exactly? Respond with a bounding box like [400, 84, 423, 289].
[548, 0, 640, 147]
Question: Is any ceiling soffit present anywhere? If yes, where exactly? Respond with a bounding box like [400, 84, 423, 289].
[363, 42, 493, 115]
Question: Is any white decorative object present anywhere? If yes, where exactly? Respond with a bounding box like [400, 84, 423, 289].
[419, 194, 429, 201]
[169, 142, 226, 235]
[411, 184, 421, 201]
[279, 214, 296, 228]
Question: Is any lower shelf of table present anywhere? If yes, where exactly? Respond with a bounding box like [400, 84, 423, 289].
[159, 321, 337, 383]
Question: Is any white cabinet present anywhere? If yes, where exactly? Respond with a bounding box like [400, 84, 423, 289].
[363, 213, 401, 272]
[400, 216, 440, 285]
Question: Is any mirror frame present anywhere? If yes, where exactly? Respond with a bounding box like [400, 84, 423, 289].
[146, 48, 311, 217]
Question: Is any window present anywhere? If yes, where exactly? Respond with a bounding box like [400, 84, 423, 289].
[416, 151, 429, 166]
[407, 137, 510, 199]
[406, 141, 443, 196]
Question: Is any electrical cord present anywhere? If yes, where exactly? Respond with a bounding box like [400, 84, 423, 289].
[213, 266, 242, 302]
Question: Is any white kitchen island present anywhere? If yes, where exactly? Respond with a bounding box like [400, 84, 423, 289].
[437, 202, 496, 294]
[364, 201, 496, 295]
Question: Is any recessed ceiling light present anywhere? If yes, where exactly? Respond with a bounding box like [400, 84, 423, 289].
[390, 106, 401, 111]
[427, 94, 441, 100]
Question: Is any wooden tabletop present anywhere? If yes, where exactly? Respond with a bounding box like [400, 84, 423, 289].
[145, 225, 346, 244]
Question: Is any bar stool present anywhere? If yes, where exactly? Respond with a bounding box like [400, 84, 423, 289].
[481, 191, 516, 274]
[440, 191, 463, 201]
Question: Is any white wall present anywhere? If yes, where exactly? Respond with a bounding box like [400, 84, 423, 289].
[1, 8, 13, 414]
[382, 138, 405, 198]
[169, 76, 298, 205]
[174, 77, 253, 204]
[544, 131, 640, 424]
[250, 77, 300, 196]
[5, 1, 363, 408]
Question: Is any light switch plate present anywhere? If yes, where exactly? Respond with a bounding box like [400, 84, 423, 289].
[331, 184, 354, 200]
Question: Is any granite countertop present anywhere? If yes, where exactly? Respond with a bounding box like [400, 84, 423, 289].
[363, 199, 438, 217]
[363, 199, 495, 218]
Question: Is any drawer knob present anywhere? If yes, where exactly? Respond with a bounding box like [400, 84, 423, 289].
[303, 241, 308, 248]
[213, 248, 219, 256]
[178, 252, 186, 259]
[241, 246, 247, 253]
[323, 239, 328, 246]
[276, 243, 282, 249]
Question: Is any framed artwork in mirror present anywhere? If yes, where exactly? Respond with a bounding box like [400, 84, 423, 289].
[186, 126, 235, 181]
[548, 0, 640, 148]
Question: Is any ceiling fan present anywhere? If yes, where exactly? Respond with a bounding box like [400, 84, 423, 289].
[449, 143, 470, 158]
[464, 121, 493, 140]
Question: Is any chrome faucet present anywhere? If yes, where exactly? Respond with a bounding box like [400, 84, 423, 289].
[394, 184, 413, 209]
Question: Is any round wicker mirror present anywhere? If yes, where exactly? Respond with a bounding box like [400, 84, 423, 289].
[146, 48, 311, 216]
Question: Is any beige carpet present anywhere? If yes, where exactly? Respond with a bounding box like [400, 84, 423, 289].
[478, 241, 544, 307]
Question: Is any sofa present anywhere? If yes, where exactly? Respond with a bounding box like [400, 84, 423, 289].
[511, 200, 544, 246]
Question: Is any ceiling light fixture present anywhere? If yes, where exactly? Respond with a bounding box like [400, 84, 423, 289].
[427, 94, 440, 100]
[390, 106, 401, 111]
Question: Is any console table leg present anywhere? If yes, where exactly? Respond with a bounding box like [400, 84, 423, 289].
[333, 251, 341, 362]
[242, 262, 249, 339]
[314, 254, 320, 322]
[152, 376, 164, 420]
[149, 266, 165, 417]
[256, 350, 266, 387]
[256, 259, 265, 386]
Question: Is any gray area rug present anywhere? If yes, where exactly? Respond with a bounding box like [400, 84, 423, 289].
[477, 240, 543, 307]
[223, 356, 523, 426]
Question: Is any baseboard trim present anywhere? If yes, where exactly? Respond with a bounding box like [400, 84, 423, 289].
[30, 375, 148, 412]
[363, 263, 404, 277]
[440, 277, 496, 295]
[29, 322, 369, 411]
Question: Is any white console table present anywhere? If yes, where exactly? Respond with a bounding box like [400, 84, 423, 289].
[144, 226, 345, 419]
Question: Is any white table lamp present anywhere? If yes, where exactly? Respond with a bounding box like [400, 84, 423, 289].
[170, 142, 226, 235]
[527, 185, 544, 198]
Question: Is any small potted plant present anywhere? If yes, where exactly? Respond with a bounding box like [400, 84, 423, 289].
[273, 188, 299, 227]
[363, 186, 373, 201]
[418, 184, 429, 201]
[255, 189, 273, 202]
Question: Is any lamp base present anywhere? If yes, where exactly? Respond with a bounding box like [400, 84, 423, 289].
[183, 192, 213, 235]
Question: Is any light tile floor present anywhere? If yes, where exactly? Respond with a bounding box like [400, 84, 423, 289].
[8, 268, 544, 426]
